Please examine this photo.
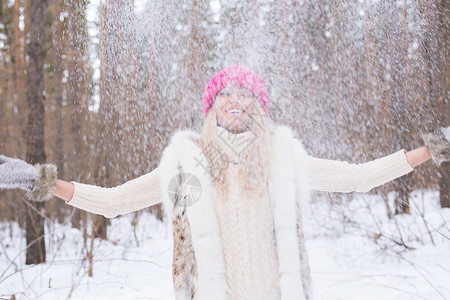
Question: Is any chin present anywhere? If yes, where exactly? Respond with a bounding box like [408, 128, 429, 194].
[225, 123, 251, 134]
[217, 115, 252, 134]
[228, 127, 245, 134]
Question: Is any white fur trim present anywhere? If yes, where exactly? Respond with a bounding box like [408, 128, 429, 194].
[292, 136, 312, 221]
[159, 129, 228, 300]
[269, 126, 306, 300]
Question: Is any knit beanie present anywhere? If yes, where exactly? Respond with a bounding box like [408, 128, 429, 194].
[202, 66, 269, 117]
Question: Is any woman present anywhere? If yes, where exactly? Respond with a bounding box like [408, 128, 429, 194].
[0, 66, 447, 300]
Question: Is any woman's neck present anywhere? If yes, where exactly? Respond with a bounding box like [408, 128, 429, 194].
[216, 119, 252, 135]
[214, 122, 256, 164]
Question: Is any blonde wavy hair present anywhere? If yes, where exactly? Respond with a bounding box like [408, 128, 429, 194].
[195, 101, 274, 201]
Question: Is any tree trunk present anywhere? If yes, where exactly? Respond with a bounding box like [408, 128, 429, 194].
[437, 0, 449, 208]
[12, 0, 26, 158]
[438, 100, 449, 207]
[51, 0, 65, 180]
[66, 0, 83, 229]
[394, 176, 412, 215]
[25, 0, 48, 265]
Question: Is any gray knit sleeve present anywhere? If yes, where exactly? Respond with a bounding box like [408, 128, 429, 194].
[66, 167, 162, 218]
[305, 150, 414, 193]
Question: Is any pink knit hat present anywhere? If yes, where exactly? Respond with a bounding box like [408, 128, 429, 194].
[202, 66, 269, 117]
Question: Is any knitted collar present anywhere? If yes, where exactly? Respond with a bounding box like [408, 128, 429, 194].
[214, 124, 257, 164]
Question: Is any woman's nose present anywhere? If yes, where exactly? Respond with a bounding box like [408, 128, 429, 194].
[230, 93, 239, 103]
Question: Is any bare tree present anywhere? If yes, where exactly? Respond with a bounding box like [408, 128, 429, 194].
[436, 0, 449, 208]
[24, 0, 48, 264]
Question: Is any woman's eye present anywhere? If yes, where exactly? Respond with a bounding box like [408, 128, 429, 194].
[220, 92, 231, 96]
[241, 94, 251, 98]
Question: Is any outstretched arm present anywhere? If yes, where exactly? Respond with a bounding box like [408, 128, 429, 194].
[59, 168, 163, 218]
[305, 149, 415, 193]
[303, 127, 448, 193]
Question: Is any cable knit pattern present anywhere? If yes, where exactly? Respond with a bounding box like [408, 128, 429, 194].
[214, 165, 281, 299]
[68, 168, 162, 218]
[211, 125, 281, 299]
[306, 150, 413, 193]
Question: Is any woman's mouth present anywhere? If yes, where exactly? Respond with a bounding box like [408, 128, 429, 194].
[225, 108, 244, 114]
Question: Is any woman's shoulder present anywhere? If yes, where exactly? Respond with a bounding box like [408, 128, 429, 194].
[272, 125, 305, 147]
[273, 124, 294, 139]
[167, 129, 201, 147]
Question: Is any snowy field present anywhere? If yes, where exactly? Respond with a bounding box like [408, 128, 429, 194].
[1, 190, 449, 300]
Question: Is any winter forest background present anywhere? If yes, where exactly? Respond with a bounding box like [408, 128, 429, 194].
[0, 0, 449, 299]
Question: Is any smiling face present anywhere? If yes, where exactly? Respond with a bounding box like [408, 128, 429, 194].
[214, 85, 256, 134]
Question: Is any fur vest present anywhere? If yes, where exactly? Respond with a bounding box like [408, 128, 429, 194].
[158, 125, 312, 300]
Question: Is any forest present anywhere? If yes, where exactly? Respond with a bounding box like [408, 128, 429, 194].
[0, 0, 448, 299]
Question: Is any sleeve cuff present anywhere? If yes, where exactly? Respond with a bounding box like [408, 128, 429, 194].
[367, 149, 414, 190]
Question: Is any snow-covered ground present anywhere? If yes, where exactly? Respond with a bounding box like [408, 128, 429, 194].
[1, 190, 449, 300]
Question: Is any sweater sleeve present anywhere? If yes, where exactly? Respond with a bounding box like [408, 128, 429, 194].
[66, 167, 162, 218]
[306, 150, 414, 193]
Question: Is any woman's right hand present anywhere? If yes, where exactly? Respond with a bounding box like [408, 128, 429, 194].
[54, 179, 75, 202]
